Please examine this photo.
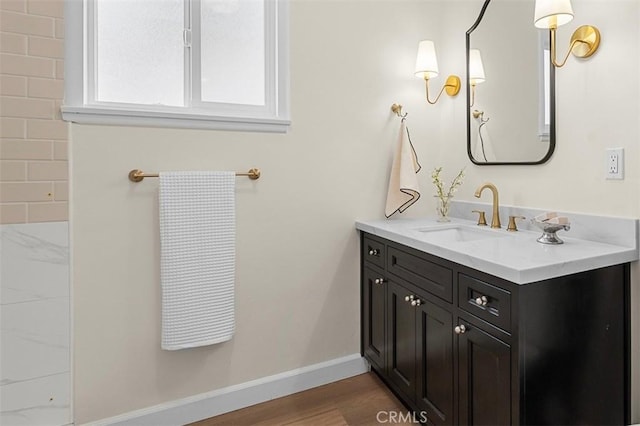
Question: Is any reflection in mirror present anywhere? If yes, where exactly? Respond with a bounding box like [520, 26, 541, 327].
[469, 48, 486, 108]
[467, 0, 555, 165]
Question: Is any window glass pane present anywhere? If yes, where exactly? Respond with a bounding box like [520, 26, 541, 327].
[95, 0, 184, 106]
[543, 51, 550, 126]
[201, 0, 265, 106]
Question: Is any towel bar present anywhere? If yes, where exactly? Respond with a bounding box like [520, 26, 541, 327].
[128, 168, 261, 182]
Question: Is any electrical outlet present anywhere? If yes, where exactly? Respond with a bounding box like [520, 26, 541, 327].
[609, 153, 618, 174]
[606, 148, 624, 180]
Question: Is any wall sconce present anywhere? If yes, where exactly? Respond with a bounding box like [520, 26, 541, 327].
[414, 40, 461, 104]
[469, 48, 485, 107]
[533, 0, 601, 68]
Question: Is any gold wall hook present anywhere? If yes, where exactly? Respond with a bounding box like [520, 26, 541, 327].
[391, 103, 408, 119]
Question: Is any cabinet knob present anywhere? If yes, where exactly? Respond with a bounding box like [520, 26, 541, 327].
[404, 295, 414, 303]
[368, 249, 379, 256]
[411, 299, 422, 307]
[374, 278, 386, 285]
[475, 295, 488, 306]
[454, 324, 467, 335]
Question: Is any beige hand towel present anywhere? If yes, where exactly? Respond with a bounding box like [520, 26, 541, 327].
[385, 121, 421, 218]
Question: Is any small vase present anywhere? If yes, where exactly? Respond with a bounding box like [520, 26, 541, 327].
[435, 195, 452, 222]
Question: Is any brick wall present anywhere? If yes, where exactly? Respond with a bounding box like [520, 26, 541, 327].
[0, 0, 67, 224]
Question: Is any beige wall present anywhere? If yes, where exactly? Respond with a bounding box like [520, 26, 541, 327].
[437, 0, 640, 419]
[71, 0, 640, 423]
[0, 0, 68, 224]
[440, 0, 639, 216]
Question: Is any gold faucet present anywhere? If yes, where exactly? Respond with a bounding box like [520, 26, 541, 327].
[474, 182, 501, 229]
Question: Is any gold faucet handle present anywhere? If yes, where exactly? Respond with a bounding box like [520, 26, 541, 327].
[507, 215, 526, 232]
[472, 210, 487, 226]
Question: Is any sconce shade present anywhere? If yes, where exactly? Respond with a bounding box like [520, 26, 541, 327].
[415, 40, 439, 79]
[469, 49, 486, 84]
[534, 0, 574, 29]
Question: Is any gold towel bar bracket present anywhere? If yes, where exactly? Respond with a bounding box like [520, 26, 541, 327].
[128, 168, 261, 182]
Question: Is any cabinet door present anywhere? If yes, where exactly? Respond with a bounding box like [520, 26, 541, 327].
[416, 300, 454, 426]
[458, 320, 511, 426]
[362, 267, 386, 371]
[387, 280, 417, 402]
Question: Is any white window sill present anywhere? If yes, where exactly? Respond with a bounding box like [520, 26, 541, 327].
[61, 106, 291, 133]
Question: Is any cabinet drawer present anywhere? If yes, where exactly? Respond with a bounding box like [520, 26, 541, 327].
[458, 274, 511, 332]
[387, 246, 453, 303]
[363, 236, 385, 269]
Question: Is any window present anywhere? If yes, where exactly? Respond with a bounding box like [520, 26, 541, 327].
[538, 31, 551, 142]
[62, 0, 289, 132]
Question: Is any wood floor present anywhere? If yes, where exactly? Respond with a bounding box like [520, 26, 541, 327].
[190, 372, 413, 425]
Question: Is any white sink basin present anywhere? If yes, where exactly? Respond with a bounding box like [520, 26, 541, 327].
[414, 225, 507, 244]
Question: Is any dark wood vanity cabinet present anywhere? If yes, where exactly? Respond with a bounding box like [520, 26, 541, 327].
[360, 232, 630, 426]
[457, 315, 511, 425]
[362, 266, 386, 371]
[385, 269, 455, 425]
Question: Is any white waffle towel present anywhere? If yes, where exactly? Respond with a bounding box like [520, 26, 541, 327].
[159, 171, 235, 350]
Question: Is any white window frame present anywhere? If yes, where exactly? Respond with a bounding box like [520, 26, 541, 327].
[538, 31, 550, 142]
[62, 0, 290, 133]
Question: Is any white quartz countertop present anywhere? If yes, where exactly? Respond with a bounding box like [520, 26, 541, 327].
[356, 216, 639, 284]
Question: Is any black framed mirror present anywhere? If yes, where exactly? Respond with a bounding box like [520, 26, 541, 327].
[466, 0, 555, 165]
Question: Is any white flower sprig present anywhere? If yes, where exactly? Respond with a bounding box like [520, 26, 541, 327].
[431, 167, 465, 200]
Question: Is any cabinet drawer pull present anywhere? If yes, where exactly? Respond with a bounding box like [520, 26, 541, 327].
[368, 249, 379, 256]
[475, 295, 488, 306]
[411, 298, 422, 307]
[454, 324, 466, 335]
[374, 278, 386, 285]
[404, 295, 415, 303]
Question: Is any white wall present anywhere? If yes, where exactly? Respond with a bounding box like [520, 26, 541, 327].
[71, 1, 449, 422]
[437, 0, 640, 419]
[441, 0, 639, 215]
[70, 0, 640, 423]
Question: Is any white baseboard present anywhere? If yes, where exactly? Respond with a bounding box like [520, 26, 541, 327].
[84, 353, 369, 426]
